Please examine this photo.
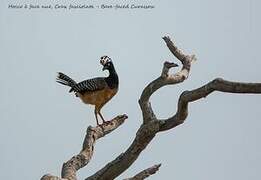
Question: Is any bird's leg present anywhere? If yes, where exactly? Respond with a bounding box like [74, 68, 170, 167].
[98, 111, 108, 124]
[94, 109, 100, 126]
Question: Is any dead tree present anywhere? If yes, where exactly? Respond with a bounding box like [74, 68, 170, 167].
[41, 36, 261, 180]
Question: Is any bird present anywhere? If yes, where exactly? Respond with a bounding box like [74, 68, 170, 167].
[56, 56, 119, 125]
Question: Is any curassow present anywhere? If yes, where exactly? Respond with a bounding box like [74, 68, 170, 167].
[56, 56, 119, 125]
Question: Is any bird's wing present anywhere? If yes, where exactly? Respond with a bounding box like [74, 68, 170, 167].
[72, 77, 107, 93]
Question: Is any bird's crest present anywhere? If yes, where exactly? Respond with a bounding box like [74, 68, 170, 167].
[100, 55, 112, 65]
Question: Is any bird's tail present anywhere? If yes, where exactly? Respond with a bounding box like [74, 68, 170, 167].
[56, 72, 77, 92]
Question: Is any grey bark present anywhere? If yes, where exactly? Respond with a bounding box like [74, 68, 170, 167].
[41, 115, 128, 180]
[41, 36, 261, 180]
[123, 164, 161, 180]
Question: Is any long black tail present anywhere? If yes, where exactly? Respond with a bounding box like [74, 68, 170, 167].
[56, 72, 77, 92]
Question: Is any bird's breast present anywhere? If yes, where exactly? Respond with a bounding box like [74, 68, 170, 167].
[78, 87, 118, 107]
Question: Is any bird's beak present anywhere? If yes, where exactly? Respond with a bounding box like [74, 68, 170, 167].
[102, 66, 106, 71]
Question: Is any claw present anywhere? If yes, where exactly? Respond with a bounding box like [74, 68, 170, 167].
[102, 120, 110, 125]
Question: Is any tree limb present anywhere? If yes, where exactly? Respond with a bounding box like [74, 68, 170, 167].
[40, 115, 128, 180]
[42, 36, 261, 180]
[123, 164, 161, 180]
[139, 36, 196, 124]
[85, 36, 261, 180]
[41, 174, 66, 180]
[159, 78, 261, 132]
[85, 36, 196, 180]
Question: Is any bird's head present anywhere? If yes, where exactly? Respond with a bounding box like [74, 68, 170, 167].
[100, 55, 114, 71]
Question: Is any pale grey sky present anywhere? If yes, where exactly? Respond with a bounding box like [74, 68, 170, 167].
[0, 0, 261, 179]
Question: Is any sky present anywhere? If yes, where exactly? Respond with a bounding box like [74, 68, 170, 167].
[0, 0, 261, 179]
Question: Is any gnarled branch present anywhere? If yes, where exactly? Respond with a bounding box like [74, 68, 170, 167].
[42, 36, 261, 180]
[85, 36, 196, 180]
[41, 115, 128, 180]
[139, 36, 196, 124]
[85, 36, 261, 180]
[159, 78, 261, 131]
[123, 164, 161, 180]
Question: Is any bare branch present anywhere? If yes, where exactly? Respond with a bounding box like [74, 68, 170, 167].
[159, 78, 261, 131]
[162, 36, 196, 64]
[41, 115, 128, 180]
[86, 36, 195, 180]
[123, 164, 161, 180]
[86, 36, 261, 180]
[40, 174, 66, 180]
[42, 36, 261, 180]
[85, 120, 160, 180]
[139, 36, 196, 124]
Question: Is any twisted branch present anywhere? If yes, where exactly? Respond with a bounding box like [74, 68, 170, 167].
[159, 79, 261, 131]
[85, 36, 261, 180]
[41, 36, 261, 180]
[85, 36, 196, 180]
[41, 115, 128, 180]
[139, 37, 196, 124]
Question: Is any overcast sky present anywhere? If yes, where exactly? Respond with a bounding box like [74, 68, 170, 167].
[0, 0, 261, 179]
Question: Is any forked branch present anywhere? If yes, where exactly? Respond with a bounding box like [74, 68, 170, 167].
[41, 36, 261, 180]
[139, 36, 196, 124]
[159, 78, 261, 131]
[86, 36, 196, 179]
[85, 36, 261, 180]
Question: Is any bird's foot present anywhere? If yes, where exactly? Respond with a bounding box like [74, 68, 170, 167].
[102, 120, 110, 125]
[96, 122, 108, 127]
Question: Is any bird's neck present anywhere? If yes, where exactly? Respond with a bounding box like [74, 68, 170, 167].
[106, 67, 119, 89]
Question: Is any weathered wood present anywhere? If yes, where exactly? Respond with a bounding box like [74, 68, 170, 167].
[41, 36, 261, 180]
[40, 115, 127, 180]
[86, 36, 196, 180]
[123, 164, 161, 180]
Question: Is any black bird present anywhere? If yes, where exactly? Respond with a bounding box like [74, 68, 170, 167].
[56, 56, 119, 125]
